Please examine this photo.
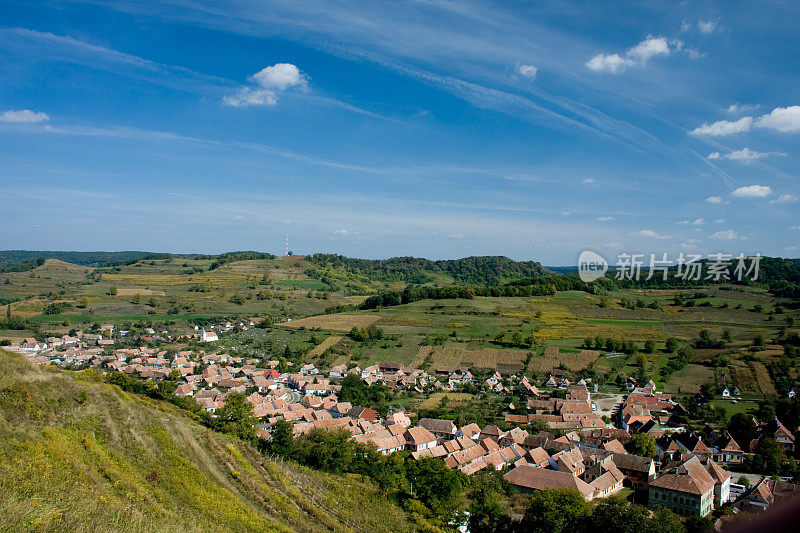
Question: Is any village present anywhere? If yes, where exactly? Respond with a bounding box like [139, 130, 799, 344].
[7, 324, 799, 524]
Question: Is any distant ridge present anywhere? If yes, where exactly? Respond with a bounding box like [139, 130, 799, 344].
[0, 250, 161, 270]
[0, 250, 271, 270]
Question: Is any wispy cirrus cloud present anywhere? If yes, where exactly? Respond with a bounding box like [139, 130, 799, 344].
[0, 27, 235, 95]
[0, 27, 395, 121]
[68, 0, 694, 159]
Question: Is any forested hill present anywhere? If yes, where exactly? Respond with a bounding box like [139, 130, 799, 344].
[0, 250, 276, 272]
[759, 257, 800, 298]
[0, 250, 162, 270]
[306, 254, 551, 285]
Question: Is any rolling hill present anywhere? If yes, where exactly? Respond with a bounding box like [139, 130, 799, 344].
[0, 350, 411, 532]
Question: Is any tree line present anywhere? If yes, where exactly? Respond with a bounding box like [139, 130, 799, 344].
[308, 254, 550, 285]
[355, 256, 800, 311]
[208, 251, 277, 270]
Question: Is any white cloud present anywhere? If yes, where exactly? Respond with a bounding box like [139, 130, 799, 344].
[707, 147, 782, 163]
[586, 53, 634, 74]
[787, 246, 799, 251]
[731, 185, 773, 198]
[721, 147, 775, 162]
[693, 105, 800, 136]
[677, 219, 690, 225]
[714, 218, 726, 224]
[251, 63, 307, 91]
[605, 241, 623, 248]
[697, 20, 718, 34]
[223, 87, 277, 107]
[332, 228, 360, 236]
[627, 36, 672, 62]
[447, 233, 465, 239]
[685, 48, 704, 60]
[582, 178, 595, 184]
[791, 226, 800, 230]
[771, 194, 798, 204]
[518, 64, 538, 80]
[677, 218, 703, 225]
[755, 105, 800, 133]
[710, 229, 741, 240]
[690, 116, 753, 136]
[596, 216, 615, 222]
[586, 36, 676, 74]
[224, 63, 307, 107]
[727, 104, 760, 114]
[681, 19, 692, 32]
[706, 196, 723, 204]
[0, 109, 49, 123]
[560, 211, 571, 216]
[635, 229, 669, 238]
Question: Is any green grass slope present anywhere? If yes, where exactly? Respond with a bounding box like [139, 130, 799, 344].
[0, 351, 411, 533]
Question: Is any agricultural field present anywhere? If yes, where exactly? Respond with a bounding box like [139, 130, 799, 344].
[0, 256, 358, 326]
[664, 364, 715, 394]
[1, 253, 797, 402]
[306, 335, 343, 358]
[419, 392, 474, 410]
[279, 286, 793, 389]
[282, 314, 381, 331]
[527, 347, 600, 373]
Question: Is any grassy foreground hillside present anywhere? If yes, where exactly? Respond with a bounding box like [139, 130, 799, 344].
[0, 351, 411, 532]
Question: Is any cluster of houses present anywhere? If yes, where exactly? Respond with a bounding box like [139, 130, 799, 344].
[8, 330, 115, 365]
[330, 363, 512, 393]
[8, 334, 800, 518]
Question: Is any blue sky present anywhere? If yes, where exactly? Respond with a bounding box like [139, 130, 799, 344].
[0, 0, 798, 264]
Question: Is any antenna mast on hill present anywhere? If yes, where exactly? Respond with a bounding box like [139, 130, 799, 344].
[285, 234, 289, 257]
